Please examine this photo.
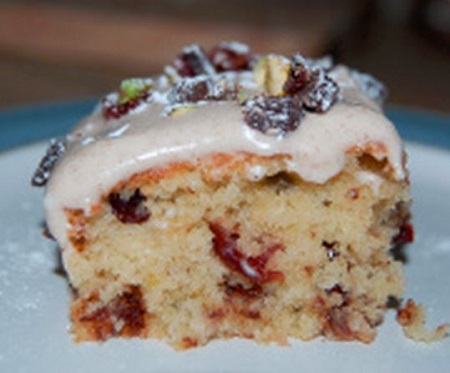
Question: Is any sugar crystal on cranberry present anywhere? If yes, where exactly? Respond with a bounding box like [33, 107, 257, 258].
[301, 69, 339, 113]
[174, 44, 216, 77]
[168, 76, 214, 104]
[209, 41, 252, 72]
[282, 54, 339, 113]
[283, 54, 313, 96]
[31, 139, 66, 187]
[243, 95, 304, 136]
[210, 76, 239, 100]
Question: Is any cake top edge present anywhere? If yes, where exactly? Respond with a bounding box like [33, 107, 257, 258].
[32, 42, 409, 251]
[32, 41, 392, 189]
[98, 42, 387, 132]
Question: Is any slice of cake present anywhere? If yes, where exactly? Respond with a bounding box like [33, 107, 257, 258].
[32, 42, 437, 349]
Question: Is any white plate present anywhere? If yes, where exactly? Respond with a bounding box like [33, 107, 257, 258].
[1, 142, 449, 373]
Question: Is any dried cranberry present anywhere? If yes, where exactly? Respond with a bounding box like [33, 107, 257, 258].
[209, 41, 251, 72]
[283, 54, 338, 113]
[80, 285, 146, 339]
[181, 337, 199, 348]
[174, 44, 216, 77]
[326, 284, 349, 306]
[210, 77, 239, 101]
[31, 138, 66, 187]
[324, 306, 354, 341]
[392, 219, 414, 245]
[102, 91, 151, 120]
[283, 54, 313, 96]
[301, 69, 339, 113]
[209, 222, 284, 285]
[326, 284, 346, 296]
[79, 304, 115, 340]
[110, 285, 146, 335]
[224, 281, 263, 299]
[168, 76, 214, 104]
[243, 95, 304, 136]
[322, 240, 339, 261]
[108, 189, 150, 224]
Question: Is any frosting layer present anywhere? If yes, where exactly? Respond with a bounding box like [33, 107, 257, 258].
[42, 53, 406, 250]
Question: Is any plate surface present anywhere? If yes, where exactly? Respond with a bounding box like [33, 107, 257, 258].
[1, 103, 449, 372]
[0, 141, 449, 373]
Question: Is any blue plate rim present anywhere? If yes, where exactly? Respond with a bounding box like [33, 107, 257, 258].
[0, 99, 449, 153]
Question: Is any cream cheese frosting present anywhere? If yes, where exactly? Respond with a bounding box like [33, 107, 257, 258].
[41, 47, 406, 251]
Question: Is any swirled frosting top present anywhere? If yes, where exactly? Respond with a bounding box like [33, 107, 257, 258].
[34, 42, 406, 247]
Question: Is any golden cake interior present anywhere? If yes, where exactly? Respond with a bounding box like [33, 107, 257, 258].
[65, 151, 410, 349]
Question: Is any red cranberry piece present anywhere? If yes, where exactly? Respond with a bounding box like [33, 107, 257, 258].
[102, 91, 150, 120]
[283, 54, 335, 96]
[110, 285, 146, 336]
[283, 54, 339, 113]
[79, 304, 115, 340]
[324, 306, 354, 341]
[224, 281, 263, 299]
[326, 284, 349, 306]
[283, 55, 313, 96]
[80, 285, 146, 339]
[168, 76, 214, 104]
[109, 189, 150, 224]
[209, 41, 251, 72]
[301, 69, 339, 113]
[392, 219, 414, 245]
[174, 44, 216, 77]
[209, 222, 284, 285]
[31, 138, 66, 187]
[243, 95, 304, 136]
[322, 240, 339, 261]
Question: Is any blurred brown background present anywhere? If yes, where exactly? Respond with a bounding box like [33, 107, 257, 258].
[0, 0, 449, 112]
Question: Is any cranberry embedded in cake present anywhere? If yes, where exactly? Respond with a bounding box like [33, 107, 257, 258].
[32, 41, 435, 349]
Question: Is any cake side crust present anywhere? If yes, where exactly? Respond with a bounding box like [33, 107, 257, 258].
[62, 152, 410, 349]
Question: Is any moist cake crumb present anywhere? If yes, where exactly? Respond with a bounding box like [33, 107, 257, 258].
[32, 41, 446, 349]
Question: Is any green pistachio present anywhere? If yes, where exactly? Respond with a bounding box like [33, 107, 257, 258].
[119, 78, 153, 103]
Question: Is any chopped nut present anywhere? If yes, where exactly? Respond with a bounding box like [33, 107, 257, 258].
[166, 104, 195, 117]
[119, 78, 153, 104]
[253, 54, 291, 96]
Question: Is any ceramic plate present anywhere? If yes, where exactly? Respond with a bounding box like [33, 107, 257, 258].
[0, 103, 449, 372]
